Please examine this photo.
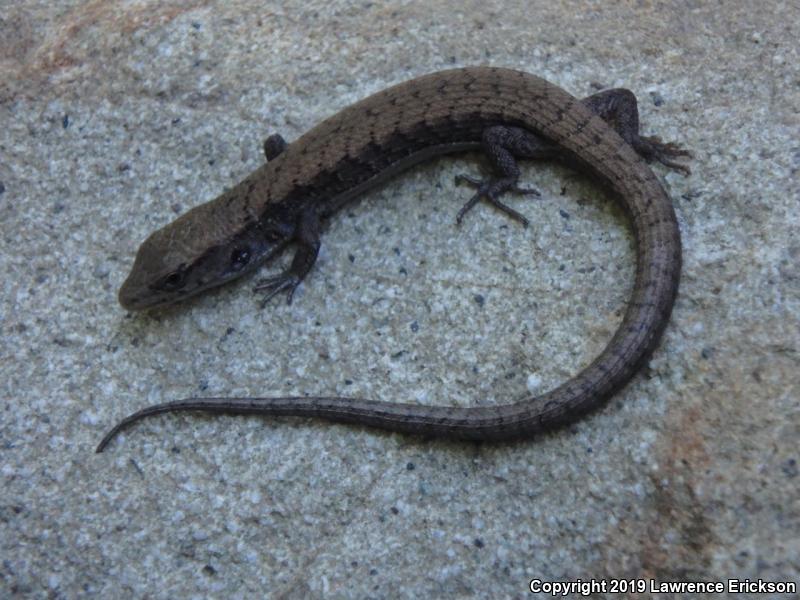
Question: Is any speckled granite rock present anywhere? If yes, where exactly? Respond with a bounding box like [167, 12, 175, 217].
[1, 1, 797, 597]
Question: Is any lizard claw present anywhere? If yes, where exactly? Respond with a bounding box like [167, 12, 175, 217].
[634, 135, 692, 176]
[254, 272, 301, 307]
[454, 174, 538, 227]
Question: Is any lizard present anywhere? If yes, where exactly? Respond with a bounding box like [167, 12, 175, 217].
[96, 66, 690, 452]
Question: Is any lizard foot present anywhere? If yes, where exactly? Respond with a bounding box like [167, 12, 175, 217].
[454, 174, 539, 227]
[632, 135, 693, 175]
[254, 272, 301, 307]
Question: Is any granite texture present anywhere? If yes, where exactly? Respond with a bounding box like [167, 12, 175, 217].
[1, 0, 798, 598]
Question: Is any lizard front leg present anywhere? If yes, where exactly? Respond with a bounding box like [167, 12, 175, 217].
[254, 205, 321, 306]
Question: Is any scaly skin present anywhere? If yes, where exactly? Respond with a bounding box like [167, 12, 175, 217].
[98, 67, 689, 452]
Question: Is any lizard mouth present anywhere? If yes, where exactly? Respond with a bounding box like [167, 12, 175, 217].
[118, 275, 168, 311]
[118, 285, 155, 311]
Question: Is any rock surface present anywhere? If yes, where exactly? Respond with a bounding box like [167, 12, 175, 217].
[1, 1, 797, 597]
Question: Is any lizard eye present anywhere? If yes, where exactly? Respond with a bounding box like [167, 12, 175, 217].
[230, 247, 251, 271]
[160, 271, 185, 291]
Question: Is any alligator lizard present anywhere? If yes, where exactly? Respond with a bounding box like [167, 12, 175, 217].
[96, 66, 689, 452]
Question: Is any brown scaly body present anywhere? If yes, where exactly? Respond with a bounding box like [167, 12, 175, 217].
[99, 67, 688, 451]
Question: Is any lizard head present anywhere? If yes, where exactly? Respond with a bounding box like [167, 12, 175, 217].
[118, 191, 293, 311]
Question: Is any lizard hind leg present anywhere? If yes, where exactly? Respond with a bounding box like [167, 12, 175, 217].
[582, 88, 692, 175]
[455, 125, 556, 227]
